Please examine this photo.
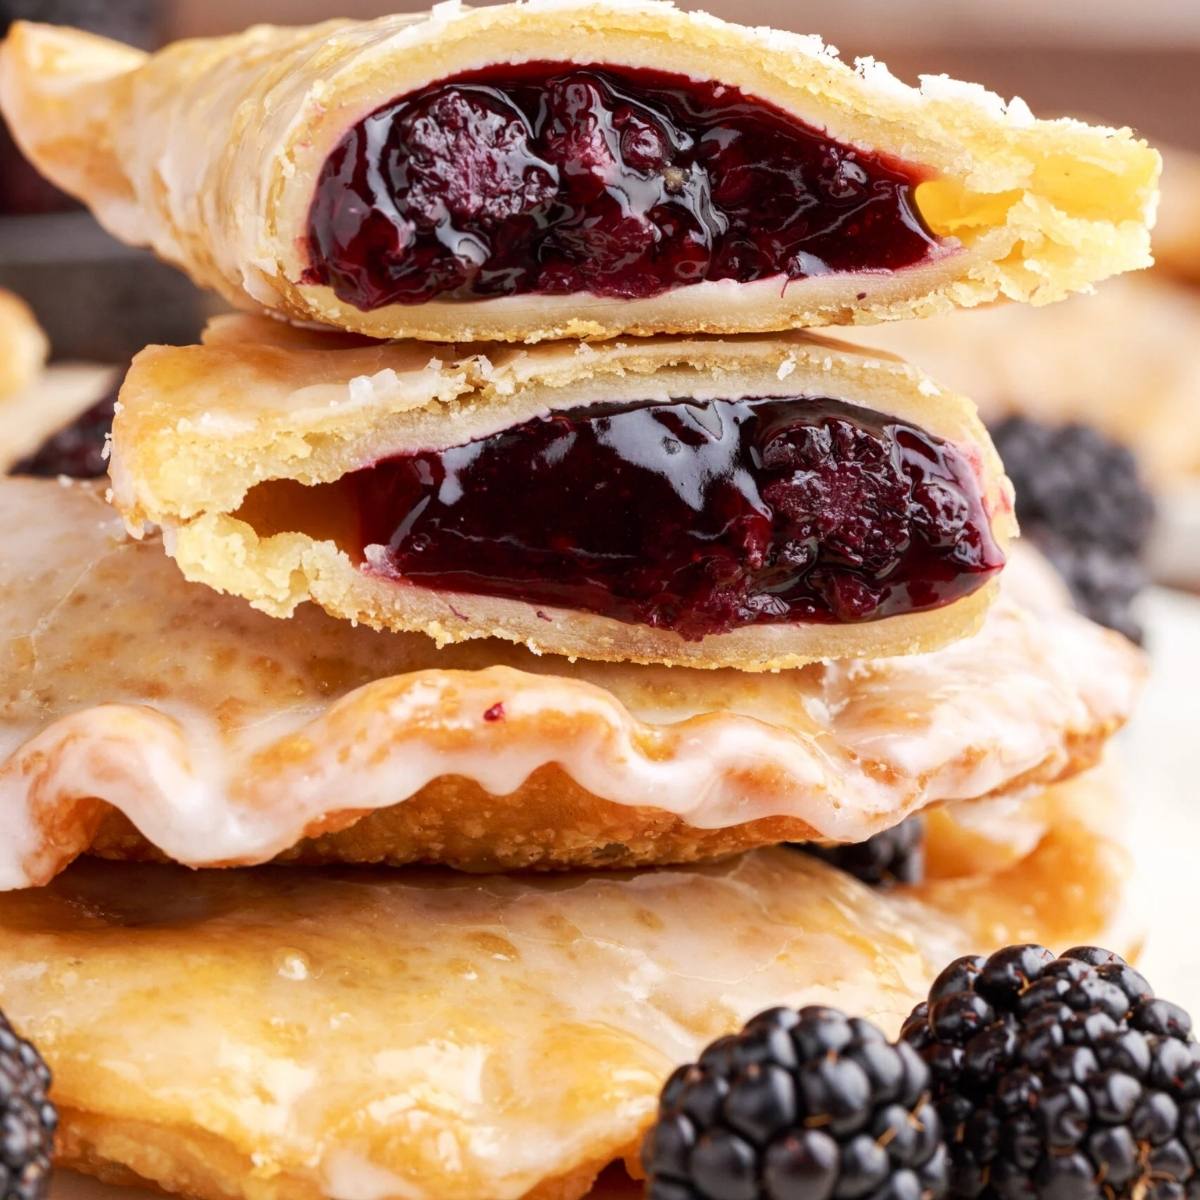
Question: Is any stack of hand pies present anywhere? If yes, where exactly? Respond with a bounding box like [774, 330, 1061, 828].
[0, 5, 1160, 1200]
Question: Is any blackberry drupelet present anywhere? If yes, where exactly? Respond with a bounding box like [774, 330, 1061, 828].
[643, 1005, 949, 1200]
[0, 1009, 56, 1200]
[10, 392, 115, 480]
[989, 416, 1154, 641]
[798, 817, 925, 889]
[901, 944, 1200, 1200]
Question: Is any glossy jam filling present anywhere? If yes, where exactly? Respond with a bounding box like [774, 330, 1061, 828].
[306, 63, 941, 307]
[351, 396, 1003, 639]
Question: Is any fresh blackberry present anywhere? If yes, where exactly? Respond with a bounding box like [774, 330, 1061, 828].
[643, 1005, 949, 1200]
[0, 1009, 56, 1200]
[797, 817, 925, 889]
[989, 417, 1154, 641]
[11, 392, 115, 480]
[1035, 536, 1148, 645]
[901, 944, 1200, 1200]
[990, 417, 1154, 558]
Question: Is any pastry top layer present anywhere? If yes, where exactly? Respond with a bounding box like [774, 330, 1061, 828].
[0, 3, 1160, 342]
[112, 317, 1011, 524]
[110, 319, 1016, 670]
[0, 477, 1140, 890]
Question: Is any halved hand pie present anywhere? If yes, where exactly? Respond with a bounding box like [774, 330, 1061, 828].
[0, 5, 1158, 343]
[0, 791, 1130, 1200]
[0, 477, 1139, 888]
[111, 319, 1016, 669]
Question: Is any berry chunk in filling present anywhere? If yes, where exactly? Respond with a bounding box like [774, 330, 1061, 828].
[350, 396, 1003, 640]
[306, 63, 942, 308]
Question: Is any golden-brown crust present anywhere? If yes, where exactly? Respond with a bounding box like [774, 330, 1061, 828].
[0, 7, 1159, 343]
[85, 727, 1114, 875]
[1, 797, 1130, 1200]
[110, 321, 1017, 671]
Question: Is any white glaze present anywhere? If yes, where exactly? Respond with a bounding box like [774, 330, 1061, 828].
[0, 479, 1143, 889]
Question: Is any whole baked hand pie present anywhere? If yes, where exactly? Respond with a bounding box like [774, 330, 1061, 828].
[0, 2, 1158, 344]
[0, 790, 1129, 1200]
[0, 476, 1139, 888]
[111, 318, 1016, 670]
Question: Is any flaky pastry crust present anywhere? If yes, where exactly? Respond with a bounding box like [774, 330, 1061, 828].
[0, 288, 47, 403]
[0, 478, 1139, 889]
[0, 4, 1159, 343]
[111, 319, 1017, 670]
[0, 801, 1129, 1200]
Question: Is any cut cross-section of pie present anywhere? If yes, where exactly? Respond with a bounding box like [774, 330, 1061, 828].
[0, 476, 1140, 889]
[110, 319, 1017, 670]
[0, 4, 1159, 343]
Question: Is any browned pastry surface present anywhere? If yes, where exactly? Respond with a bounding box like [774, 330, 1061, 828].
[0, 477, 1141, 887]
[0, 789, 1130, 1200]
[0, 7, 1157, 343]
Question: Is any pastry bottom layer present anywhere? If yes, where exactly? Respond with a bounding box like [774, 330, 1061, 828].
[0, 776, 1127, 1200]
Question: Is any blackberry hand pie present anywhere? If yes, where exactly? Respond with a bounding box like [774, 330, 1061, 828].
[0, 477, 1139, 888]
[0, 787, 1129, 1200]
[0, 3, 1158, 343]
[110, 318, 1016, 670]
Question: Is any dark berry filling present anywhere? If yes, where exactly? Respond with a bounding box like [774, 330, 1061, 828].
[306, 63, 941, 308]
[349, 395, 1002, 640]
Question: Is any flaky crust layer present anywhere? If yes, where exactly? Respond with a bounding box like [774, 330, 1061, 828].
[0, 4, 1158, 343]
[111, 320, 1017, 670]
[0, 795, 1130, 1200]
[0, 478, 1139, 889]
